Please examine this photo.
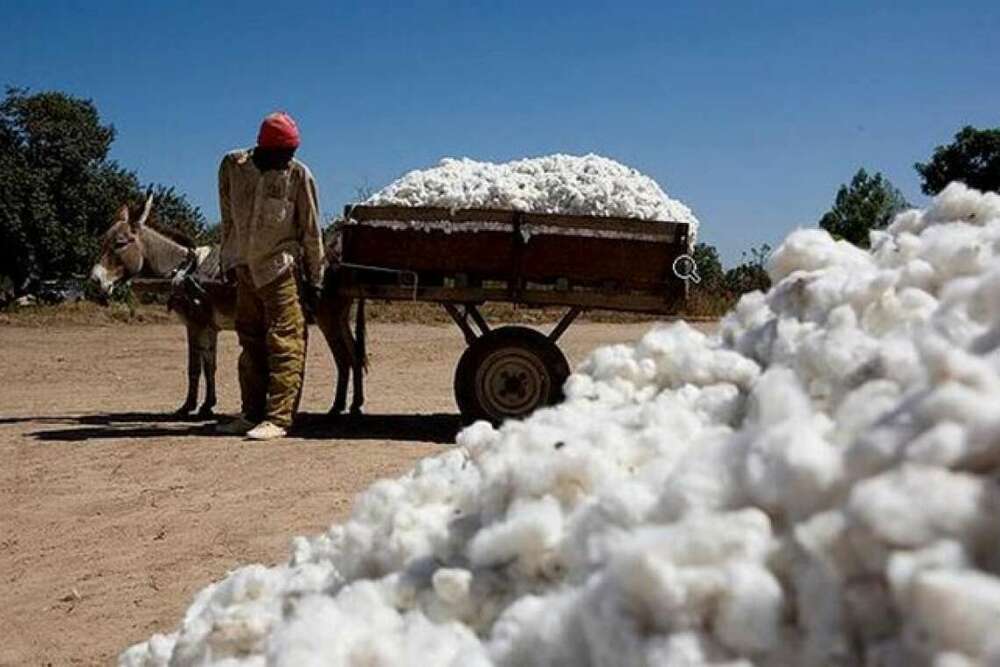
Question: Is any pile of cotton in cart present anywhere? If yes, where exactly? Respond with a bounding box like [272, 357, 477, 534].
[364, 154, 700, 240]
[123, 182, 1000, 667]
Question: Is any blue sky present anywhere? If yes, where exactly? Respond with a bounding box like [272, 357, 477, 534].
[3, 1, 998, 264]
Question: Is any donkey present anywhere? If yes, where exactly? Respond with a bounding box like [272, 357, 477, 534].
[89, 194, 367, 418]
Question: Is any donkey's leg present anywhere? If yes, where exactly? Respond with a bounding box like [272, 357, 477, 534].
[176, 324, 200, 415]
[315, 295, 348, 415]
[198, 328, 219, 417]
[332, 337, 350, 416]
[347, 301, 365, 416]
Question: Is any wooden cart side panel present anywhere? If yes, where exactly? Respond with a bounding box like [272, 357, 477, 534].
[519, 211, 687, 242]
[341, 226, 515, 277]
[520, 236, 686, 288]
[341, 225, 688, 291]
[345, 204, 689, 241]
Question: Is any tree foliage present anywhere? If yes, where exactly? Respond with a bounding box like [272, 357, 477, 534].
[0, 87, 206, 288]
[819, 168, 908, 248]
[725, 244, 772, 295]
[915, 125, 1000, 195]
[692, 242, 725, 290]
[686, 241, 772, 316]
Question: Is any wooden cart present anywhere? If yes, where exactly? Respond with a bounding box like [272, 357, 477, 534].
[333, 204, 694, 423]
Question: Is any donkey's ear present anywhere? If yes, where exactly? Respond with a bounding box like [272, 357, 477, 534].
[132, 193, 154, 230]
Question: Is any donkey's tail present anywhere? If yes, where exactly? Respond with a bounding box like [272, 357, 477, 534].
[356, 298, 368, 372]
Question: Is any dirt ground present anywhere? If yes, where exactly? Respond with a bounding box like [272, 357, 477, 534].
[1, 318, 710, 666]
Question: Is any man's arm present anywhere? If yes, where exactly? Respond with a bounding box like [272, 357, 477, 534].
[296, 166, 325, 288]
[218, 155, 238, 277]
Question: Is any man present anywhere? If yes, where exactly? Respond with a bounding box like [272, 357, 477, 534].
[217, 112, 324, 440]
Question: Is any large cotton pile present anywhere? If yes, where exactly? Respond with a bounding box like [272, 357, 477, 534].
[123, 183, 1000, 666]
[364, 154, 700, 239]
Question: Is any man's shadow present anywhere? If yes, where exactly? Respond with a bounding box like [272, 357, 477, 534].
[18, 411, 461, 444]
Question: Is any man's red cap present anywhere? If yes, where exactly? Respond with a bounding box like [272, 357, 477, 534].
[257, 112, 301, 149]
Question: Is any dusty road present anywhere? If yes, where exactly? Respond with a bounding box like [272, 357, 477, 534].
[1, 319, 707, 665]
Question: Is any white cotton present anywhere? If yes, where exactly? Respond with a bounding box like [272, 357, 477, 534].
[123, 182, 1000, 666]
[365, 153, 700, 240]
[910, 570, 1000, 658]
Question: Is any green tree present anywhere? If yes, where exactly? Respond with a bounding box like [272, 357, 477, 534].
[691, 242, 725, 290]
[0, 87, 205, 288]
[819, 168, 908, 247]
[915, 125, 1000, 195]
[725, 244, 772, 295]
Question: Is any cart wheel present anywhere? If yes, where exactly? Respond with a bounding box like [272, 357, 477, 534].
[454, 326, 570, 424]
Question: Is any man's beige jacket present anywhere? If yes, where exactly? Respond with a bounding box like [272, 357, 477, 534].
[219, 149, 324, 288]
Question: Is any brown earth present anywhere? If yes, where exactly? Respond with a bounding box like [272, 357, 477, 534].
[1, 318, 714, 666]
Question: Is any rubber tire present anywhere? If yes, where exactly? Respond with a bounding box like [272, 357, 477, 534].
[454, 326, 570, 425]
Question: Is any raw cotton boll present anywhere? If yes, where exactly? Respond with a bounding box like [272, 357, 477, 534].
[792, 510, 858, 575]
[886, 207, 927, 235]
[899, 258, 937, 292]
[628, 509, 774, 568]
[902, 420, 968, 467]
[655, 430, 749, 519]
[720, 290, 775, 347]
[466, 495, 564, 574]
[685, 382, 744, 425]
[781, 309, 882, 403]
[164, 564, 297, 665]
[267, 587, 488, 667]
[767, 228, 873, 283]
[713, 563, 784, 655]
[456, 419, 500, 454]
[921, 182, 1000, 228]
[586, 516, 777, 657]
[605, 554, 726, 642]
[742, 415, 842, 519]
[635, 322, 761, 390]
[919, 333, 1000, 392]
[432, 568, 473, 606]
[560, 489, 656, 574]
[860, 286, 938, 336]
[909, 570, 1000, 659]
[886, 540, 970, 611]
[967, 268, 1000, 325]
[119, 633, 176, 667]
[745, 367, 813, 425]
[743, 372, 843, 518]
[487, 591, 587, 666]
[830, 379, 902, 448]
[919, 222, 996, 284]
[846, 464, 998, 553]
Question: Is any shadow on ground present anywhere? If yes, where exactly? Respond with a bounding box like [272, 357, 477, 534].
[16, 411, 461, 444]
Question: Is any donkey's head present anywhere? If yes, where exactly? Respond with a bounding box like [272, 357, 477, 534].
[89, 194, 154, 297]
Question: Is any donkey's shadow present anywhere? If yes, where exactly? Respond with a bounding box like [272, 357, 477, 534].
[22, 411, 460, 444]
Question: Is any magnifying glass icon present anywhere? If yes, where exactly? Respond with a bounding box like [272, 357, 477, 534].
[672, 254, 701, 284]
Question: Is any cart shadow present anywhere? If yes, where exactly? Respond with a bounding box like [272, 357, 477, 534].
[293, 412, 462, 444]
[1, 411, 212, 427]
[23, 411, 461, 445]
